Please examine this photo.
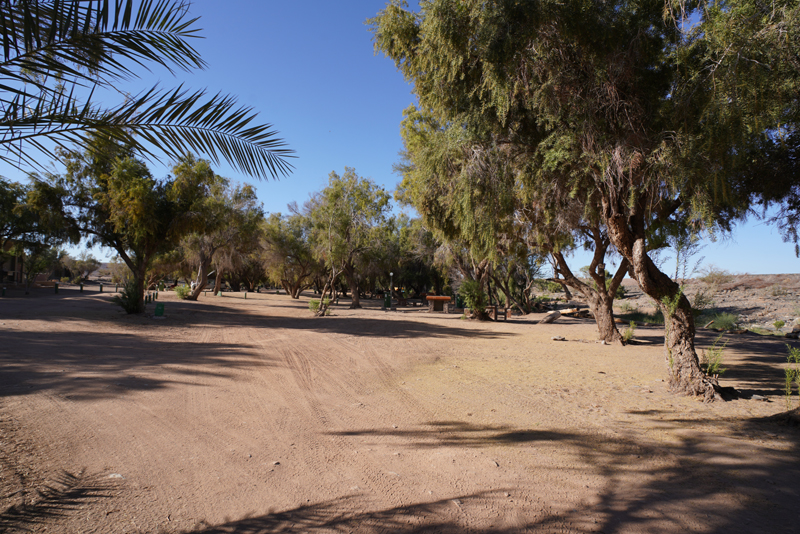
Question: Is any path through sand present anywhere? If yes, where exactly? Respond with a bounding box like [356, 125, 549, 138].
[1, 289, 798, 533]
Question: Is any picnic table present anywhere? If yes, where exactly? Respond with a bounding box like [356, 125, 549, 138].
[486, 305, 510, 321]
[427, 295, 452, 312]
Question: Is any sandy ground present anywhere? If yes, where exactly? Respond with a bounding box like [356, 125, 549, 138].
[1, 287, 799, 533]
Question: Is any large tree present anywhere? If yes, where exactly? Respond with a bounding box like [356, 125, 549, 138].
[371, 0, 799, 398]
[30, 144, 216, 312]
[307, 168, 392, 312]
[0, 0, 293, 178]
[180, 166, 264, 301]
[261, 212, 320, 299]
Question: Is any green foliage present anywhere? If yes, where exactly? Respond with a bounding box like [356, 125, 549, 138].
[112, 279, 143, 314]
[457, 279, 487, 315]
[0, 0, 293, 178]
[708, 313, 739, 331]
[784, 345, 800, 410]
[701, 335, 728, 377]
[262, 212, 319, 298]
[691, 288, 717, 314]
[535, 280, 563, 293]
[174, 285, 191, 300]
[774, 320, 786, 330]
[308, 298, 331, 315]
[617, 310, 665, 326]
[622, 321, 636, 343]
[61, 251, 101, 282]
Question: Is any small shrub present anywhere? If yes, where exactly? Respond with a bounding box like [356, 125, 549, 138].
[60, 276, 70, 283]
[770, 284, 788, 297]
[701, 334, 727, 377]
[534, 280, 563, 293]
[617, 310, 664, 325]
[698, 265, 733, 288]
[622, 321, 636, 343]
[691, 288, 716, 312]
[175, 285, 191, 299]
[784, 345, 800, 410]
[618, 301, 638, 314]
[111, 279, 142, 314]
[774, 320, 786, 330]
[615, 284, 627, 300]
[709, 312, 738, 331]
[309, 298, 331, 315]
[458, 279, 488, 316]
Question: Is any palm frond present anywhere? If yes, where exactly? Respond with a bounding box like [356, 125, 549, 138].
[0, 84, 295, 178]
[0, 0, 204, 97]
[0, 1, 295, 179]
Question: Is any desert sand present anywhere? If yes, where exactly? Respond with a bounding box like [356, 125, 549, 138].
[1, 287, 799, 533]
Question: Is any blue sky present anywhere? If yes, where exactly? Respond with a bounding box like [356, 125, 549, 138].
[3, 0, 798, 274]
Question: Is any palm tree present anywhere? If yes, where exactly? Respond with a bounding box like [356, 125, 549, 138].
[0, 0, 293, 179]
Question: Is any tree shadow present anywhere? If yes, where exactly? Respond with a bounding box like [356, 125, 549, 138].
[694, 329, 800, 396]
[0, 470, 119, 531]
[0, 327, 279, 401]
[178, 416, 800, 533]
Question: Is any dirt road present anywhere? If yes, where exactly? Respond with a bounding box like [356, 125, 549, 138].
[1, 289, 798, 533]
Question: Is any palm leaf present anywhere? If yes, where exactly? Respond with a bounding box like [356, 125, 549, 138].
[0, 1, 294, 179]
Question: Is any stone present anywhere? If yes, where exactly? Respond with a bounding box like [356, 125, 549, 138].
[540, 310, 562, 324]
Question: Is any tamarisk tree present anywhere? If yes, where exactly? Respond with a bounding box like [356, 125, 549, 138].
[371, 0, 799, 398]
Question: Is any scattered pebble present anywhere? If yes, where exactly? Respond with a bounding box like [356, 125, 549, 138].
[108, 473, 124, 479]
[551, 336, 566, 341]
[272, 461, 280, 465]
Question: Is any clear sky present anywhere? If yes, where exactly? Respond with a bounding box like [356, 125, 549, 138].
[3, 0, 798, 274]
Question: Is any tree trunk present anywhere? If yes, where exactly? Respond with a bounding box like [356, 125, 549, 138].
[605, 210, 717, 400]
[550, 250, 623, 344]
[188, 256, 212, 300]
[213, 266, 224, 294]
[344, 265, 361, 309]
[134, 265, 147, 313]
[585, 291, 621, 344]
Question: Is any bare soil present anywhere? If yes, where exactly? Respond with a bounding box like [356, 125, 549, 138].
[1, 284, 799, 533]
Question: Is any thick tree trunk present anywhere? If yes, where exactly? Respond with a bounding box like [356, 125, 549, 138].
[550, 251, 623, 344]
[344, 265, 361, 310]
[213, 266, 224, 294]
[605, 210, 717, 400]
[585, 292, 621, 344]
[134, 265, 147, 313]
[189, 257, 212, 300]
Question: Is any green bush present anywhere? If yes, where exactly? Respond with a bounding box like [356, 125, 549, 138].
[534, 280, 563, 293]
[622, 321, 636, 343]
[774, 320, 786, 330]
[785, 345, 800, 410]
[175, 285, 191, 299]
[708, 312, 738, 331]
[458, 279, 487, 315]
[701, 334, 727, 377]
[111, 279, 142, 314]
[60, 276, 70, 283]
[616, 310, 664, 325]
[309, 298, 331, 315]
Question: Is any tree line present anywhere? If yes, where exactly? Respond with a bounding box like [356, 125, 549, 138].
[369, 0, 800, 399]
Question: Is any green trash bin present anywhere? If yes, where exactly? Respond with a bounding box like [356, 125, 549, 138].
[154, 303, 165, 317]
[383, 293, 391, 308]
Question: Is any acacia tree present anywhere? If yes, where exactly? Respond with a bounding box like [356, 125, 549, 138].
[372, 0, 799, 397]
[307, 168, 391, 312]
